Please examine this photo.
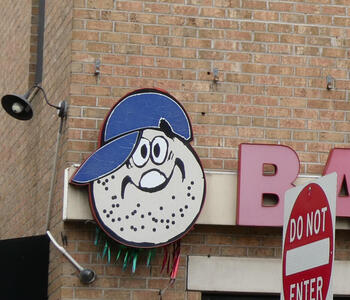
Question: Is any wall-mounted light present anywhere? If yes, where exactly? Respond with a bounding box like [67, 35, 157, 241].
[46, 231, 96, 284]
[326, 75, 335, 90]
[1, 85, 96, 284]
[1, 85, 67, 120]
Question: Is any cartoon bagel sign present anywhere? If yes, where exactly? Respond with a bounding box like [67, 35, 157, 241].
[71, 89, 206, 248]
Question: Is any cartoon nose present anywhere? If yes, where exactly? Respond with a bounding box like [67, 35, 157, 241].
[139, 170, 166, 189]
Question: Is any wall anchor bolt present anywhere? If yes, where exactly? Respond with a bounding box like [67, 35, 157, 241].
[213, 68, 219, 83]
[326, 75, 335, 90]
[94, 59, 101, 76]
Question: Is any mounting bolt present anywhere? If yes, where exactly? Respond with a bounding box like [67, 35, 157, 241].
[326, 75, 335, 90]
[94, 59, 101, 76]
[213, 68, 219, 83]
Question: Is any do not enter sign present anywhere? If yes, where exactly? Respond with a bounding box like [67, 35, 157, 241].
[282, 173, 336, 300]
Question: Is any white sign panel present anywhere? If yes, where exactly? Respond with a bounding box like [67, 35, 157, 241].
[281, 173, 336, 300]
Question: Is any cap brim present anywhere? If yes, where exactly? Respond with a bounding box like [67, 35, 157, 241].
[71, 131, 139, 184]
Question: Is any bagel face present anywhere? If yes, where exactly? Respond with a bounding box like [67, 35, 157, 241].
[91, 129, 205, 248]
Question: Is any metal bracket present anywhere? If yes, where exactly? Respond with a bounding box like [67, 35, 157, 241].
[326, 75, 335, 90]
[94, 59, 101, 76]
[213, 68, 219, 83]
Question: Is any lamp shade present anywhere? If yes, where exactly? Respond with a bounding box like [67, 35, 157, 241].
[1, 93, 33, 120]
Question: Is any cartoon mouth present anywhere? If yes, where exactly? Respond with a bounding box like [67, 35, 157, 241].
[139, 170, 167, 189]
[121, 158, 185, 199]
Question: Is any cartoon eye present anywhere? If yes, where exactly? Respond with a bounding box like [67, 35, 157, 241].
[151, 136, 168, 165]
[132, 138, 150, 167]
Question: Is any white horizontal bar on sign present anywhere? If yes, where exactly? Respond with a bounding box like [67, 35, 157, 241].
[63, 166, 350, 229]
[285, 238, 330, 276]
[187, 256, 350, 295]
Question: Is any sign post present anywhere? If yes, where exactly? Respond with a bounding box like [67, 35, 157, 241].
[282, 173, 336, 300]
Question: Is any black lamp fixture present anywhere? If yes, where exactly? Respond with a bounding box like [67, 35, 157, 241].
[1, 0, 95, 285]
[1, 86, 96, 283]
[1, 85, 67, 120]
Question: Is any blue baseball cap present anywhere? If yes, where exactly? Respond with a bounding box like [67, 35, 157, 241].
[71, 89, 192, 184]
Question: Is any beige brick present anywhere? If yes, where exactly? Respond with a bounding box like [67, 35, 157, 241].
[254, 11, 279, 21]
[242, 0, 267, 9]
[75, 288, 103, 299]
[87, 0, 114, 9]
[86, 20, 113, 31]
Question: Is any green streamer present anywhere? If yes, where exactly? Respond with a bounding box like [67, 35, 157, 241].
[102, 241, 108, 260]
[94, 227, 100, 246]
[107, 245, 111, 264]
[132, 252, 138, 273]
[123, 250, 129, 270]
[147, 249, 155, 267]
[116, 247, 122, 263]
[92, 226, 159, 273]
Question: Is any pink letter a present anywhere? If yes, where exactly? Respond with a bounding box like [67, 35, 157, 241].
[323, 148, 350, 217]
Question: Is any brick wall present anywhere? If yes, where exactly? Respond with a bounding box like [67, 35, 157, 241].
[0, 1, 72, 299]
[61, 224, 350, 299]
[0, 0, 35, 239]
[64, 1, 350, 299]
[1, 0, 350, 299]
[69, 0, 350, 176]
[0, 0, 71, 237]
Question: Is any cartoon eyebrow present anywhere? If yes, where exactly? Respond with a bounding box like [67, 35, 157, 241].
[159, 119, 176, 139]
[126, 160, 132, 169]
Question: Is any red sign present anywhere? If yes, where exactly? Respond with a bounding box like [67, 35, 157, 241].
[282, 180, 335, 300]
